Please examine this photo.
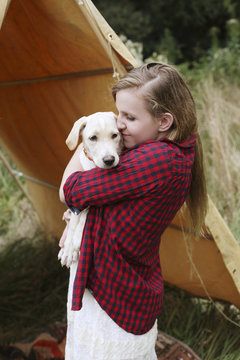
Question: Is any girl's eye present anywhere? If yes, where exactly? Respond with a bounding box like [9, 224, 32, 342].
[112, 133, 118, 139]
[89, 135, 97, 141]
[127, 115, 135, 121]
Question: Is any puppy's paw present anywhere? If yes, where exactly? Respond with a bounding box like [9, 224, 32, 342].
[58, 247, 69, 268]
[58, 244, 79, 268]
[65, 246, 79, 267]
[72, 248, 79, 263]
[58, 248, 64, 262]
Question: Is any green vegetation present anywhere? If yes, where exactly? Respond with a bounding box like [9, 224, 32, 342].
[182, 18, 240, 241]
[93, 0, 240, 64]
[0, 236, 68, 344]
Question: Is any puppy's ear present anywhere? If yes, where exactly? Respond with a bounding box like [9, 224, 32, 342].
[66, 116, 87, 150]
[109, 111, 117, 120]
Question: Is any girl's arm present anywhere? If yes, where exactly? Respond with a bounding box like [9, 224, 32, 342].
[63, 142, 176, 212]
[59, 144, 84, 203]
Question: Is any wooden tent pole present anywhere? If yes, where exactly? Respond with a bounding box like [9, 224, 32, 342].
[79, 0, 131, 77]
[205, 197, 240, 293]
[0, 0, 11, 30]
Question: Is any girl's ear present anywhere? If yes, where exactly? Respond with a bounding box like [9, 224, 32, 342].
[158, 113, 174, 133]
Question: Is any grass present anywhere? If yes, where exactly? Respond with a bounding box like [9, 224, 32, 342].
[0, 150, 69, 344]
[0, 236, 69, 344]
[158, 286, 240, 360]
[0, 149, 39, 244]
[196, 77, 240, 242]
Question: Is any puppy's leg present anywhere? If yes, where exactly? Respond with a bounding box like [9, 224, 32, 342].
[58, 213, 79, 267]
[59, 209, 72, 248]
[71, 208, 88, 262]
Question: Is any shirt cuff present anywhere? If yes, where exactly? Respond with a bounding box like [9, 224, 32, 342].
[65, 202, 81, 215]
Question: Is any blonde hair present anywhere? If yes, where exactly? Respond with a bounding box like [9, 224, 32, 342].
[112, 62, 208, 235]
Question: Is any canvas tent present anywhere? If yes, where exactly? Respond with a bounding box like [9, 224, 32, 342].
[0, 0, 239, 308]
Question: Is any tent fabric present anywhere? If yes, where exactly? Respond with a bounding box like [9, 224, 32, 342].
[0, 0, 239, 308]
[0, 0, 11, 29]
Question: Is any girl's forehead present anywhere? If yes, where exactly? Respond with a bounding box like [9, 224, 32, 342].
[116, 88, 143, 106]
[115, 89, 150, 118]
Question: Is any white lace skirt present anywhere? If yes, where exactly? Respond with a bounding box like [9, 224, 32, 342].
[65, 262, 158, 360]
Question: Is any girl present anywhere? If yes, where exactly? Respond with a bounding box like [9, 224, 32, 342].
[59, 62, 208, 360]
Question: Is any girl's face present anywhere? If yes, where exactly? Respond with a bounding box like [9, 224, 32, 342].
[115, 88, 161, 149]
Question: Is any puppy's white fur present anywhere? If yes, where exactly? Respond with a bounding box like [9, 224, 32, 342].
[58, 111, 122, 267]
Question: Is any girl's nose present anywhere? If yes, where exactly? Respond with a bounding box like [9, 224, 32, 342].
[117, 115, 126, 130]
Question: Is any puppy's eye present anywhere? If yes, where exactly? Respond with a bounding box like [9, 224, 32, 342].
[112, 133, 118, 139]
[89, 135, 97, 141]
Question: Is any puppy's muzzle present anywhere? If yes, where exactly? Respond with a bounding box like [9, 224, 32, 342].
[103, 155, 115, 167]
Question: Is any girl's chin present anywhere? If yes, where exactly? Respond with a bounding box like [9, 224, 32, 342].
[123, 142, 134, 149]
[123, 137, 135, 149]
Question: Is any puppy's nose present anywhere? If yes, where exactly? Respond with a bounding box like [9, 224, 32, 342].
[103, 155, 115, 167]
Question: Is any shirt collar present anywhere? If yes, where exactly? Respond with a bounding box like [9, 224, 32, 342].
[122, 133, 197, 153]
[162, 133, 197, 149]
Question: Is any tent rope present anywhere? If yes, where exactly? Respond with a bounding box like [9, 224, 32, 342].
[0, 150, 58, 194]
[107, 33, 120, 80]
[12, 170, 59, 190]
[0, 150, 34, 206]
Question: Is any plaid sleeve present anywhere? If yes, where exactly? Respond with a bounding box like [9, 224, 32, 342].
[63, 141, 174, 212]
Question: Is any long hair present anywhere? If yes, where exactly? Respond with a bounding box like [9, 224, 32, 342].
[112, 62, 208, 235]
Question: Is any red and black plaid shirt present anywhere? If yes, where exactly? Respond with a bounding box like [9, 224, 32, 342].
[63, 135, 196, 335]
